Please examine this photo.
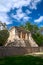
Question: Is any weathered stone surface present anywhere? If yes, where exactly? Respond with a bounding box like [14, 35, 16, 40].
[5, 26, 38, 47]
[6, 39, 31, 47]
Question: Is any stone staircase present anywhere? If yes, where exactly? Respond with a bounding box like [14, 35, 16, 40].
[6, 39, 31, 47]
[5, 33, 38, 47]
[24, 40, 31, 47]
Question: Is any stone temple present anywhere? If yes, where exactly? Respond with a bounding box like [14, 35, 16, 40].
[5, 26, 38, 47]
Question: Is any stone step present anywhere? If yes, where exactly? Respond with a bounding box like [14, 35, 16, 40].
[7, 39, 31, 47]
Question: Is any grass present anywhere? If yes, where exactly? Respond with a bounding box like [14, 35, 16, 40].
[0, 55, 43, 65]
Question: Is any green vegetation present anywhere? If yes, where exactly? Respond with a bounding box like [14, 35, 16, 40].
[0, 55, 43, 65]
[0, 22, 9, 46]
[0, 30, 9, 46]
[32, 33, 43, 46]
[20, 22, 39, 33]
[20, 22, 43, 46]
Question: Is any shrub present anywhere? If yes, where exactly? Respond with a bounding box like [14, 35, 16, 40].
[0, 30, 9, 46]
[32, 33, 43, 46]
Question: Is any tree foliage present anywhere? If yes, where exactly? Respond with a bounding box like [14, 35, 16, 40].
[0, 30, 9, 46]
[20, 22, 43, 46]
[25, 22, 33, 31]
[32, 33, 43, 46]
[20, 22, 39, 33]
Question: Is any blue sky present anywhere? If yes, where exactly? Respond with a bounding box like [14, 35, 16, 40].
[0, 0, 43, 28]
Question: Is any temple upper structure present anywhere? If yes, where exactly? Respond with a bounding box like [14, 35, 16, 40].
[5, 26, 38, 47]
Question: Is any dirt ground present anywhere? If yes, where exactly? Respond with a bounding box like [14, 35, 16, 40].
[25, 52, 43, 57]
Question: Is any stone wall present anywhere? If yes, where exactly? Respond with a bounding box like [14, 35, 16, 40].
[0, 46, 42, 57]
[40, 47, 43, 52]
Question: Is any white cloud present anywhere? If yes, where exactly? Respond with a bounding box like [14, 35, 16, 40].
[30, 0, 41, 9]
[0, 0, 42, 25]
[23, 16, 30, 22]
[0, 0, 41, 11]
[0, 0, 31, 12]
[0, 12, 12, 25]
[11, 8, 31, 21]
[34, 16, 43, 23]
[12, 8, 25, 19]
[13, 0, 31, 8]
[12, 12, 28, 21]
[26, 10, 31, 14]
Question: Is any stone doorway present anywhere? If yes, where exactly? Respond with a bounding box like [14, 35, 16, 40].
[19, 32, 28, 40]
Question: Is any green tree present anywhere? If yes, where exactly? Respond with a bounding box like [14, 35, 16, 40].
[19, 25, 25, 29]
[32, 24, 39, 33]
[32, 32, 43, 46]
[20, 21, 43, 46]
[25, 22, 33, 31]
[39, 27, 43, 34]
[0, 21, 9, 46]
[0, 30, 9, 46]
[20, 22, 39, 33]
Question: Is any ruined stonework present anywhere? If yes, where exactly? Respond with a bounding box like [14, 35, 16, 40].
[5, 26, 38, 47]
